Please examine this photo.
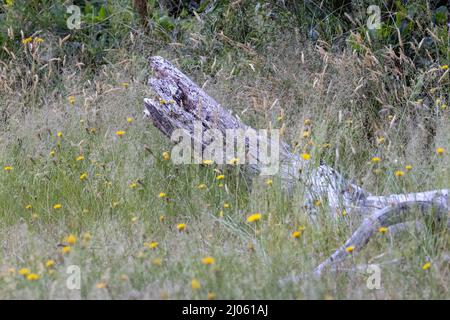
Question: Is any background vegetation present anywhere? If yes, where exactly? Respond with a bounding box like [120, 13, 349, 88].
[0, 0, 448, 299]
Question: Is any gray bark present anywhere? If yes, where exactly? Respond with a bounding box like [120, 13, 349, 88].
[143, 56, 449, 277]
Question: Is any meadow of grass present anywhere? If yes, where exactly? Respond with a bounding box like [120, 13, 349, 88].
[0, 0, 449, 300]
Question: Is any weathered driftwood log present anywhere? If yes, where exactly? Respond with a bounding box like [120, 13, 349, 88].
[143, 56, 449, 277]
[144, 56, 368, 215]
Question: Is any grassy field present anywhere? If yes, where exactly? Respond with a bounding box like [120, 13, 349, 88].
[0, 1, 449, 299]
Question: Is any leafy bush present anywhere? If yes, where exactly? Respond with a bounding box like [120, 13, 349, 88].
[0, 0, 135, 64]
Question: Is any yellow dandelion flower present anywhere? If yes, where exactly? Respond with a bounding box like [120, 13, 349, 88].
[57, 131, 63, 138]
[229, 157, 239, 165]
[345, 246, 355, 253]
[304, 119, 312, 125]
[18, 268, 31, 276]
[201, 256, 215, 265]
[202, 159, 214, 165]
[440, 65, 448, 70]
[158, 192, 167, 198]
[116, 130, 125, 137]
[292, 231, 302, 239]
[394, 170, 405, 177]
[342, 209, 347, 216]
[131, 216, 138, 223]
[191, 279, 201, 290]
[265, 179, 273, 186]
[159, 215, 165, 222]
[61, 246, 71, 254]
[25, 204, 32, 210]
[216, 174, 225, 180]
[207, 292, 216, 300]
[129, 182, 137, 189]
[22, 37, 32, 44]
[76, 155, 84, 161]
[378, 227, 388, 234]
[246, 213, 262, 223]
[197, 183, 207, 190]
[441, 104, 447, 110]
[177, 223, 186, 231]
[223, 203, 230, 209]
[26, 273, 40, 281]
[146, 241, 158, 249]
[302, 131, 310, 138]
[3, 166, 13, 171]
[79, 173, 88, 181]
[53, 203, 62, 209]
[127, 117, 133, 123]
[422, 262, 431, 270]
[405, 165, 412, 171]
[371, 157, 381, 163]
[313, 199, 322, 207]
[300, 153, 311, 161]
[159, 99, 167, 105]
[64, 234, 77, 245]
[436, 147, 445, 156]
[34, 37, 44, 43]
[68, 96, 75, 105]
[121, 82, 129, 88]
[162, 151, 170, 161]
[49, 150, 56, 157]
[45, 260, 56, 268]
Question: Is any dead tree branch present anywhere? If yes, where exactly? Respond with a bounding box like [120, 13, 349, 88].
[143, 56, 449, 278]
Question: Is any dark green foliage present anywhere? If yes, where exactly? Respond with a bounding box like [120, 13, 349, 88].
[0, 0, 447, 119]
